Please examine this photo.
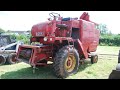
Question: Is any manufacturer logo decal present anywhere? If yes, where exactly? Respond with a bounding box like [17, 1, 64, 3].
[36, 32, 44, 36]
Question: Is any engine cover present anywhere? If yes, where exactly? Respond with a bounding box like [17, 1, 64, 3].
[31, 21, 55, 37]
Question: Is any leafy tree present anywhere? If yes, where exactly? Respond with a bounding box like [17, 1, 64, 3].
[0, 28, 5, 34]
[98, 24, 109, 35]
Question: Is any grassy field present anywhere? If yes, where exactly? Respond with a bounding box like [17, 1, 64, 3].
[0, 46, 120, 79]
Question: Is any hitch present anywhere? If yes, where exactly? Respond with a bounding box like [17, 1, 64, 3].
[32, 65, 36, 74]
[32, 65, 39, 73]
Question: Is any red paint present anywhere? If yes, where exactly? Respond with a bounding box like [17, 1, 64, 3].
[16, 12, 100, 66]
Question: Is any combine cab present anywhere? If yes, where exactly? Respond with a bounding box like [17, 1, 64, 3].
[16, 12, 100, 78]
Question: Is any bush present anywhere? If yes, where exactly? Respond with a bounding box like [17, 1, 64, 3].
[16, 34, 31, 44]
[10, 34, 31, 44]
[99, 34, 120, 46]
[0, 28, 5, 34]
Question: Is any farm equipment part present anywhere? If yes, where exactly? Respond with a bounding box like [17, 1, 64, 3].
[16, 12, 100, 78]
[0, 34, 23, 65]
[109, 50, 120, 79]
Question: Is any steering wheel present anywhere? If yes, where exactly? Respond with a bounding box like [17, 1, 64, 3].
[49, 12, 60, 18]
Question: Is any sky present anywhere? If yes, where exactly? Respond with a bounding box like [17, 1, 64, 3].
[0, 11, 120, 34]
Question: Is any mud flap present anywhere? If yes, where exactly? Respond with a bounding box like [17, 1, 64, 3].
[109, 64, 120, 79]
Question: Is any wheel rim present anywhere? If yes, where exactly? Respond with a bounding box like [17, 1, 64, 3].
[11, 55, 17, 63]
[94, 56, 98, 63]
[64, 54, 76, 72]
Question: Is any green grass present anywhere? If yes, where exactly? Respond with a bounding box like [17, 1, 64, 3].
[97, 46, 120, 55]
[0, 46, 119, 79]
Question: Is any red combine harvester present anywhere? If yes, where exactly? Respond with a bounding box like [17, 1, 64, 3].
[16, 12, 100, 78]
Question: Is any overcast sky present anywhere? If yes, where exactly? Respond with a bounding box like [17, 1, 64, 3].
[0, 11, 120, 34]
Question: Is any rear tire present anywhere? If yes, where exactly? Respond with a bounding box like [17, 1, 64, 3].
[7, 53, 17, 64]
[91, 55, 98, 64]
[0, 55, 6, 66]
[53, 45, 79, 78]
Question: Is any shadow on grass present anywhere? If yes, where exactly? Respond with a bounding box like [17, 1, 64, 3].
[1, 60, 92, 79]
[78, 60, 92, 72]
[1, 65, 57, 79]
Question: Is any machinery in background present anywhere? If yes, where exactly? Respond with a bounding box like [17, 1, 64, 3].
[109, 50, 120, 79]
[0, 34, 23, 65]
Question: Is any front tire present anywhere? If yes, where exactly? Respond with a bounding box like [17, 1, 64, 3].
[7, 53, 17, 64]
[0, 55, 6, 66]
[53, 46, 79, 78]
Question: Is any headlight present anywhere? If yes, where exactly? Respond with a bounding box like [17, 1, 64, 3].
[50, 38, 52, 41]
[43, 37, 48, 41]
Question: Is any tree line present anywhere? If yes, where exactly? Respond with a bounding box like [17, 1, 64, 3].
[98, 24, 120, 46]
